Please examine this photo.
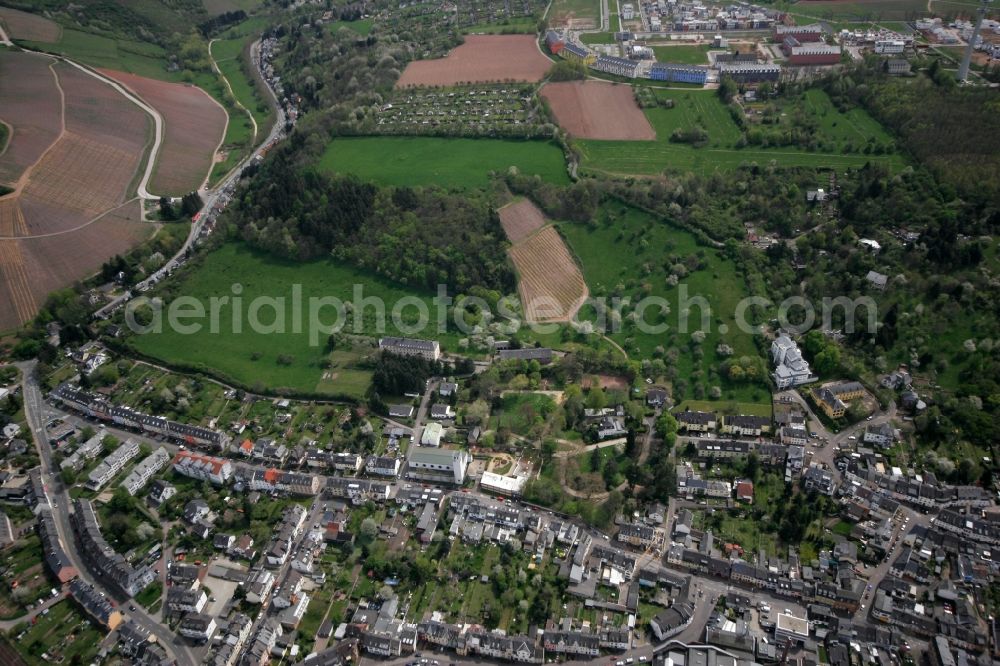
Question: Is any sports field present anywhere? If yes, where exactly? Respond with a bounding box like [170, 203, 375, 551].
[560, 204, 766, 402]
[578, 88, 904, 176]
[318, 136, 569, 188]
[129, 243, 470, 397]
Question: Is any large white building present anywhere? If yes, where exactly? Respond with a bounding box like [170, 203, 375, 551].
[378, 337, 441, 361]
[408, 448, 471, 485]
[771, 334, 817, 389]
[480, 472, 528, 497]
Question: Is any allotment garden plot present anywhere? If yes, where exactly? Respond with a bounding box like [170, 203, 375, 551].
[376, 85, 547, 137]
[396, 35, 551, 87]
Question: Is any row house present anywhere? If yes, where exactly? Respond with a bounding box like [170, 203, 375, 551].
[37, 507, 77, 583]
[172, 451, 233, 485]
[72, 499, 155, 597]
[543, 631, 600, 657]
[165, 587, 207, 615]
[122, 447, 170, 496]
[179, 613, 217, 642]
[240, 467, 321, 496]
[366, 455, 401, 478]
[934, 509, 1000, 546]
[378, 336, 440, 361]
[674, 410, 716, 432]
[210, 613, 252, 666]
[324, 476, 390, 504]
[468, 632, 542, 663]
[780, 426, 808, 447]
[720, 415, 771, 437]
[70, 579, 123, 630]
[617, 523, 664, 550]
[85, 438, 140, 491]
[696, 439, 751, 459]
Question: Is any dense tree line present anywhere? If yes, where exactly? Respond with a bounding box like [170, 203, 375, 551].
[230, 140, 515, 293]
[822, 56, 1000, 205]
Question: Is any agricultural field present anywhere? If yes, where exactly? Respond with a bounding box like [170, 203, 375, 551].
[100, 69, 228, 196]
[129, 243, 472, 397]
[0, 51, 62, 187]
[396, 35, 551, 87]
[578, 87, 905, 176]
[0, 6, 60, 42]
[0, 52, 154, 330]
[541, 81, 656, 140]
[509, 226, 588, 323]
[782, 0, 929, 21]
[318, 136, 568, 188]
[650, 43, 714, 65]
[560, 203, 768, 402]
[374, 84, 544, 136]
[498, 198, 548, 243]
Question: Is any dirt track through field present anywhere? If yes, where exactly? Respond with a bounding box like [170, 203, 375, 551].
[541, 80, 656, 140]
[396, 35, 551, 87]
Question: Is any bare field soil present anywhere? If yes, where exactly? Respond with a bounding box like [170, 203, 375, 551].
[396, 35, 551, 87]
[509, 226, 588, 323]
[0, 58, 154, 330]
[541, 81, 656, 140]
[0, 6, 61, 42]
[499, 199, 548, 243]
[0, 51, 62, 186]
[100, 69, 227, 196]
[0, 199, 152, 331]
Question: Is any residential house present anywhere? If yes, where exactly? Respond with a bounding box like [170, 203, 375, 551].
[497, 347, 553, 364]
[173, 451, 233, 485]
[863, 423, 894, 448]
[179, 613, 217, 642]
[366, 456, 401, 478]
[771, 334, 817, 389]
[86, 438, 140, 491]
[673, 410, 716, 433]
[121, 447, 170, 496]
[866, 270, 888, 290]
[646, 388, 669, 407]
[388, 404, 414, 419]
[70, 579, 123, 630]
[720, 415, 771, 437]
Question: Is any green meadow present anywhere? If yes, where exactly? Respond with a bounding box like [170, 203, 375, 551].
[560, 204, 768, 403]
[129, 243, 472, 398]
[651, 44, 713, 65]
[318, 136, 569, 188]
[578, 87, 904, 176]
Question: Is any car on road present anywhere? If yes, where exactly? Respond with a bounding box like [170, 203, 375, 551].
[848, 435, 857, 440]
[129, 604, 136, 611]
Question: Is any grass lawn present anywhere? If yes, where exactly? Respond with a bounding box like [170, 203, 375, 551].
[676, 399, 772, 418]
[491, 393, 559, 436]
[559, 203, 769, 402]
[128, 242, 472, 398]
[777, 0, 928, 21]
[318, 137, 569, 188]
[578, 87, 904, 176]
[651, 44, 713, 65]
[551, 0, 602, 23]
[211, 36, 275, 143]
[15, 600, 104, 664]
[581, 32, 617, 45]
[328, 18, 375, 36]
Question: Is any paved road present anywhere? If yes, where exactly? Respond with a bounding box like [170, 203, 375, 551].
[17, 361, 197, 664]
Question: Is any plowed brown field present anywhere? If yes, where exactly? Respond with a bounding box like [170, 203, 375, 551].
[541, 81, 655, 140]
[100, 69, 228, 196]
[0, 51, 62, 186]
[0, 7, 61, 42]
[508, 226, 588, 323]
[0, 58, 155, 331]
[396, 35, 551, 87]
[499, 199, 548, 244]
